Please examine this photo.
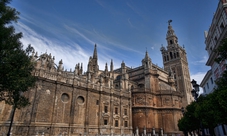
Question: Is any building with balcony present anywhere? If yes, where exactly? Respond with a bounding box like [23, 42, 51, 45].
[201, 0, 227, 135]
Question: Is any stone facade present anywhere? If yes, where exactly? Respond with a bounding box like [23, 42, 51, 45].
[160, 23, 193, 107]
[0, 23, 191, 136]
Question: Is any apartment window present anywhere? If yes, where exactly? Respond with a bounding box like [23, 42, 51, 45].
[207, 83, 209, 89]
[104, 119, 108, 125]
[203, 87, 206, 93]
[115, 107, 118, 114]
[115, 120, 119, 127]
[210, 47, 213, 51]
[124, 121, 128, 127]
[104, 106, 108, 113]
[210, 77, 213, 84]
[220, 22, 225, 31]
[124, 109, 127, 115]
[214, 37, 218, 42]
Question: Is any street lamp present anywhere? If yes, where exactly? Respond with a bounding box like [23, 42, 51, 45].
[190, 79, 205, 136]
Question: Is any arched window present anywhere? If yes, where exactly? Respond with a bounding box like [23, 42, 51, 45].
[170, 40, 173, 44]
[115, 84, 119, 89]
[170, 52, 173, 59]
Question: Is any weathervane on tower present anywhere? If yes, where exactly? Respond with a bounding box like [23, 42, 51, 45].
[168, 20, 172, 25]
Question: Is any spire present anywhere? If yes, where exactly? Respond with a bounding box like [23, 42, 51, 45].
[92, 44, 99, 72]
[74, 64, 78, 75]
[143, 50, 151, 62]
[93, 44, 97, 59]
[105, 62, 108, 73]
[110, 59, 113, 72]
[81, 63, 83, 74]
[87, 57, 92, 72]
[59, 59, 63, 64]
[145, 50, 149, 60]
[58, 59, 63, 71]
[142, 50, 152, 69]
[166, 20, 178, 46]
[121, 61, 126, 74]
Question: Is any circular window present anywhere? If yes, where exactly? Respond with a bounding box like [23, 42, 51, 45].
[77, 96, 85, 104]
[61, 93, 69, 103]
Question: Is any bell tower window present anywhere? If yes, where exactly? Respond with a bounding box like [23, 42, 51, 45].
[170, 40, 173, 44]
[170, 52, 173, 59]
[177, 52, 179, 57]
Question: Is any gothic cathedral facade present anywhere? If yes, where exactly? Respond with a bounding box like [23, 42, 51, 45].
[0, 23, 192, 135]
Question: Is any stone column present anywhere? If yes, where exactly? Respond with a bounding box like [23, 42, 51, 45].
[144, 126, 146, 136]
[160, 128, 163, 136]
[152, 128, 155, 136]
[136, 127, 139, 136]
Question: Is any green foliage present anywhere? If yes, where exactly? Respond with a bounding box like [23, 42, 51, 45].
[0, 0, 36, 108]
[215, 38, 227, 64]
[213, 37, 227, 124]
[179, 37, 227, 133]
[178, 102, 200, 132]
[194, 95, 217, 129]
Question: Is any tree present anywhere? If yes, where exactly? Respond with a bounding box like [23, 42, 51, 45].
[215, 37, 227, 63]
[213, 37, 227, 124]
[179, 37, 227, 136]
[178, 102, 200, 135]
[194, 95, 217, 136]
[0, 0, 36, 135]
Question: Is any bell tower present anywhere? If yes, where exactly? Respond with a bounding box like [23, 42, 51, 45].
[160, 20, 193, 107]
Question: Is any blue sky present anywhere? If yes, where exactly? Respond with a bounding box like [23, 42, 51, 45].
[10, 0, 218, 84]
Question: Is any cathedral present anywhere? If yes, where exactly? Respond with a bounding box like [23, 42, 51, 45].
[0, 23, 192, 136]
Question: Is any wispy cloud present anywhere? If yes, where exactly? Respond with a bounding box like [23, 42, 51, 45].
[95, 0, 106, 9]
[190, 72, 206, 85]
[126, 2, 141, 16]
[189, 55, 208, 66]
[15, 22, 91, 71]
[63, 22, 143, 55]
[15, 21, 125, 71]
[64, 24, 95, 46]
[195, 55, 208, 63]
[127, 18, 137, 29]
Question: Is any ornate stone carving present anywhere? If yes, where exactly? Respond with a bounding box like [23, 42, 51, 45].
[113, 100, 119, 106]
[135, 95, 146, 105]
